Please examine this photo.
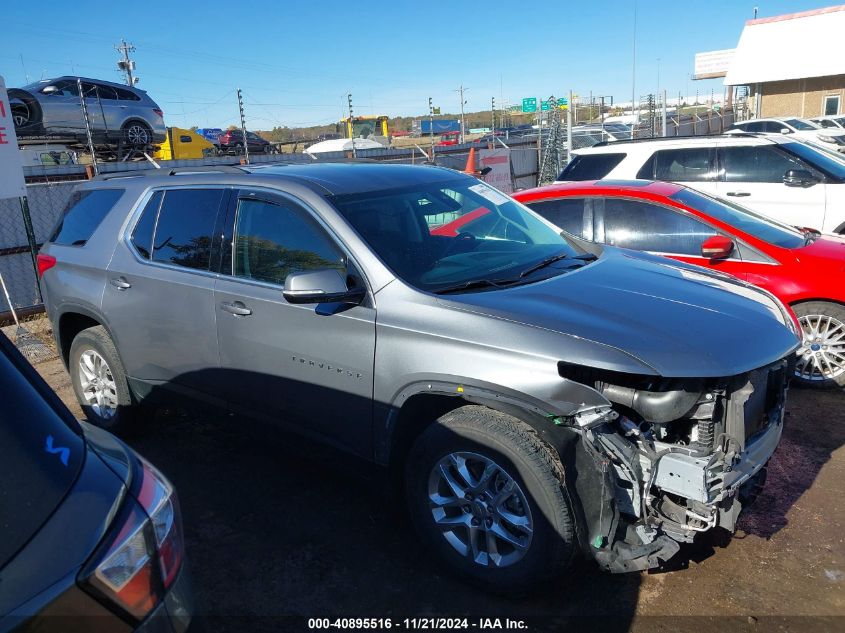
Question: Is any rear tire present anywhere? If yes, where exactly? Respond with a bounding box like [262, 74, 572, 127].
[792, 301, 845, 388]
[404, 405, 575, 594]
[122, 121, 152, 147]
[69, 326, 138, 430]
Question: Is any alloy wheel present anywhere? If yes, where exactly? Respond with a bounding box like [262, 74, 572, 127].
[428, 451, 533, 568]
[125, 124, 151, 145]
[78, 349, 118, 419]
[12, 104, 29, 127]
[796, 313, 845, 382]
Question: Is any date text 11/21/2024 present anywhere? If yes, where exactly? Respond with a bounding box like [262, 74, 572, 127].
[307, 618, 528, 630]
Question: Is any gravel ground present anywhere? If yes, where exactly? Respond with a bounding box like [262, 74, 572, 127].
[21, 323, 845, 633]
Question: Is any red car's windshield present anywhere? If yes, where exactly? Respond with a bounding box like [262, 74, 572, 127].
[670, 188, 805, 249]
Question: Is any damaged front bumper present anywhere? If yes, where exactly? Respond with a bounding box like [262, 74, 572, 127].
[564, 358, 789, 573]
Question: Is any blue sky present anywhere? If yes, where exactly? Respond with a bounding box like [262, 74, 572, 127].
[0, 1, 827, 129]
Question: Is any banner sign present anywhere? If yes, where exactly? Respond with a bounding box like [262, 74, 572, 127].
[479, 148, 513, 194]
[0, 76, 26, 199]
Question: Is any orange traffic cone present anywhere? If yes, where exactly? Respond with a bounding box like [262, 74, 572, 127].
[462, 146, 477, 175]
[462, 145, 492, 177]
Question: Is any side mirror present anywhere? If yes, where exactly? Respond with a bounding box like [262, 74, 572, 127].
[700, 235, 734, 260]
[780, 128, 792, 134]
[783, 169, 820, 188]
[41, 85, 59, 95]
[283, 269, 365, 305]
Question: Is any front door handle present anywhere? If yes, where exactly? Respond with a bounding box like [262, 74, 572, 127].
[220, 301, 252, 316]
[110, 277, 131, 290]
[726, 191, 751, 197]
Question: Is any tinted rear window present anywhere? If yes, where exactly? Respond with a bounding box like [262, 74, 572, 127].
[558, 153, 626, 181]
[525, 198, 588, 238]
[0, 332, 84, 568]
[649, 148, 713, 182]
[49, 189, 124, 246]
[131, 191, 162, 259]
[152, 189, 224, 270]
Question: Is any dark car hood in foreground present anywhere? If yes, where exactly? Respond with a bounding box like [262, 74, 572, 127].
[444, 248, 800, 378]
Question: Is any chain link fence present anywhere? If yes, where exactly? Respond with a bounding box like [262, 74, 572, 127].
[2, 99, 737, 317]
[0, 183, 76, 315]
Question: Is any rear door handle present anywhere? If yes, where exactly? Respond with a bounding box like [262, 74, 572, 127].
[220, 301, 252, 316]
[726, 191, 751, 197]
[109, 277, 131, 290]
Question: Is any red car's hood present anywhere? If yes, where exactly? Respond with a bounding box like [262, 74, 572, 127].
[795, 234, 845, 263]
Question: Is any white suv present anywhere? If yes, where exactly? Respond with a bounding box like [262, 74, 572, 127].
[729, 117, 845, 151]
[557, 134, 845, 233]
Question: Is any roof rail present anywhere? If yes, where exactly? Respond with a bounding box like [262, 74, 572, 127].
[589, 132, 764, 148]
[95, 165, 248, 181]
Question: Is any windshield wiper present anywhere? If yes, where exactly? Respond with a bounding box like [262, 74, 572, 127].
[796, 226, 821, 244]
[433, 277, 522, 295]
[519, 251, 573, 278]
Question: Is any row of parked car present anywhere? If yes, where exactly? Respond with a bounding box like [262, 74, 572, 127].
[554, 131, 845, 387]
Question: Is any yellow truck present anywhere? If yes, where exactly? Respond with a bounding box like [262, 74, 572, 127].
[153, 127, 216, 160]
[340, 115, 389, 139]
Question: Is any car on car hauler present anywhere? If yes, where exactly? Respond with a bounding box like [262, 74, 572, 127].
[37, 163, 800, 591]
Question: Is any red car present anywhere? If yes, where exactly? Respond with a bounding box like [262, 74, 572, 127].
[508, 180, 845, 387]
[437, 131, 461, 146]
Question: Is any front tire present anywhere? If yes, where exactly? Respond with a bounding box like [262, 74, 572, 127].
[69, 326, 138, 430]
[405, 405, 575, 593]
[793, 301, 845, 388]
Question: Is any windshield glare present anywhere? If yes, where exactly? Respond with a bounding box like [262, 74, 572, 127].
[332, 179, 582, 292]
[785, 118, 817, 131]
[782, 141, 845, 179]
[670, 188, 805, 249]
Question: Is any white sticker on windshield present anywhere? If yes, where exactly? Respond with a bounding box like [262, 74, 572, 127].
[468, 183, 510, 206]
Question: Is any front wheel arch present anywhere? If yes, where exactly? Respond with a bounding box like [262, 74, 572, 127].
[382, 389, 586, 522]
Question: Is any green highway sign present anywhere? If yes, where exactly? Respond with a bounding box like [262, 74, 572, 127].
[557, 97, 568, 106]
[521, 97, 537, 113]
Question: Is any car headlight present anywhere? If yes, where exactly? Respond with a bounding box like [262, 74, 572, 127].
[818, 133, 837, 143]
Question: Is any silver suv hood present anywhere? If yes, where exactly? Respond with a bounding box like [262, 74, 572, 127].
[441, 248, 800, 378]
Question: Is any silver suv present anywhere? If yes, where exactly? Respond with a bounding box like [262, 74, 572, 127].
[39, 164, 800, 591]
[9, 76, 166, 146]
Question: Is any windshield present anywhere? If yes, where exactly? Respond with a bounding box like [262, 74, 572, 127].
[670, 188, 805, 249]
[781, 141, 845, 180]
[785, 118, 817, 131]
[331, 178, 584, 292]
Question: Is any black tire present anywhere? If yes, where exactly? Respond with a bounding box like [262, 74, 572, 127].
[122, 121, 153, 147]
[8, 90, 42, 134]
[69, 325, 138, 430]
[792, 301, 845, 388]
[405, 405, 575, 593]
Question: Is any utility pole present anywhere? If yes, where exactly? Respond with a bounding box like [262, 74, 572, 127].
[598, 96, 613, 132]
[455, 85, 467, 144]
[491, 97, 496, 137]
[115, 39, 137, 87]
[631, 0, 637, 138]
[428, 97, 435, 157]
[347, 93, 356, 158]
[237, 88, 250, 164]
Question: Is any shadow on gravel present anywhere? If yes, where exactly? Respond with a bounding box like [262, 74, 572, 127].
[734, 387, 845, 540]
[117, 403, 642, 632]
